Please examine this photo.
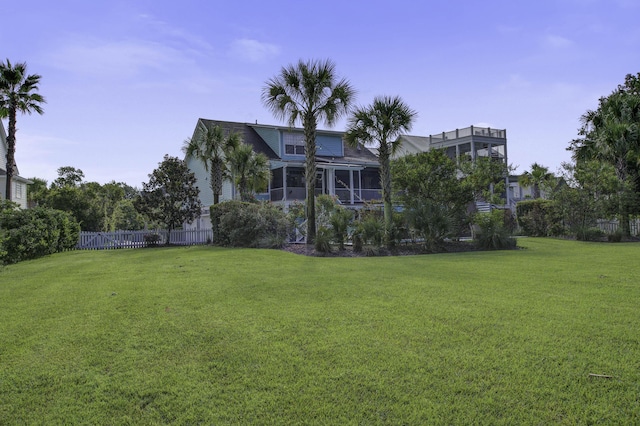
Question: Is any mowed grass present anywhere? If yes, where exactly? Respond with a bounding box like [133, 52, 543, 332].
[1, 239, 639, 424]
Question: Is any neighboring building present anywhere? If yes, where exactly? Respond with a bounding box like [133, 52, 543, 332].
[396, 125, 510, 209]
[0, 121, 31, 209]
[508, 174, 560, 203]
[395, 125, 507, 164]
[185, 119, 382, 230]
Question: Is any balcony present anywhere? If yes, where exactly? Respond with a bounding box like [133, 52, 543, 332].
[429, 126, 506, 143]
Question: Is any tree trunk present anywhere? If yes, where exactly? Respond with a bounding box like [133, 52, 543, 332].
[303, 116, 317, 245]
[210, 161, 223, 205]
[379, 144, 393, 249]
[4, 108, 17, 201]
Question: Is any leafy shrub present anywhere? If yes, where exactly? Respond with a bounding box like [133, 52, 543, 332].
[473, 210, 517, 250]
[329, 207, 353, 251]
[143, 233, 162, 247]
[0, 206, 80, 264]
[404, 200, 453, 251]
[314, 226, 333, 254]
[211, 201, 290, 248]
[516, 199, 559, 236]
[576, 227, 605, 242]
[355, 214, 384, 248]
[607, 230, 623, 242]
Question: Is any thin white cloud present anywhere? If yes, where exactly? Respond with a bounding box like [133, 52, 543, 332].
[500, 74, 533, 90]
[136, 14, 215, 54]
[229, 38, 280, 63]
[47, 37, 190, 79]
[544, 34, 573, 49]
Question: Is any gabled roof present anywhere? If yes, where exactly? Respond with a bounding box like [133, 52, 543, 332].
[195, 119, 380, 166]
[197, 119, 279, 160]
[398, 135, 430, 151]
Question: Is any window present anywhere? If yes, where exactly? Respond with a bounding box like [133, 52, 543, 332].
[286, 167, 305, 187]
[283, 132, 305, 155]
[14, 182, 23, 199]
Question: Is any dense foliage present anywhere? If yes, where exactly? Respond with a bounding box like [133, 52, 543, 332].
[392, 149, 471, 240]
[516, 199, 558, 237]
[210, 200, 290, 248]
[569, 73, 640, 235]
[0, 201, 79, 264]
[29, 167, 145, 232]
[134, 155, 202, 242]
[474, 210, 517, 250]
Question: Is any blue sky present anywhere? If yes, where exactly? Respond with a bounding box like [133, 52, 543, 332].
[2, 0, 639, 187]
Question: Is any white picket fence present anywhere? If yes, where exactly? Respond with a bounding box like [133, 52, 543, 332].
[76, 229, 214, 250]
[597, 219, 640, 236]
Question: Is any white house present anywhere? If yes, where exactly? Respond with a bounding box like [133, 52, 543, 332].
[0, 121, 31, 209]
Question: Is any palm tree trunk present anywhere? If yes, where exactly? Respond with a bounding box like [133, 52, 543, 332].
[210, 163, 223, 205]
[379, 145, 393, 249]
[5, 109, 17, 201]
[303, 116, 317, 245]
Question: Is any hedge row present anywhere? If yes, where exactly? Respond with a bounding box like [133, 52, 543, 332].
[210, 201, 291, 248]
[0, 204, 80, 264]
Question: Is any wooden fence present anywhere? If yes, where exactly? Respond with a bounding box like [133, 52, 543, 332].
[597, 219, 640, 236]
[76, 229, 214, 250]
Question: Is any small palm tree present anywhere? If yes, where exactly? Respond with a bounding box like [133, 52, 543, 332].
[519, 162, 554, 199]
[262, 59, 355, 244]
[183, 123, 240, 205]
[0, 60, 46, 200]
[227, 143, 271, 201]
[345, 95, 417, 248]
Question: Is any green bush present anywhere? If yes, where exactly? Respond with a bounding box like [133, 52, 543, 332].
[143, 233, 162, 247]
[607, 229, 623, 242]
[314, 226, 333, 254]
[0, 206, 80, 264]
[355, 214, 384, 248]
[329, 207, 353, 251]
[516, 199, 559, 236]
[403, 200, 453, 251]
[210, 201, 291, 248]
[474, 210, 517, 250]
[576, 227, 605, 242]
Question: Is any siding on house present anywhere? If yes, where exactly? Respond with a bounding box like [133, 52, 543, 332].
[0, 121, 31, 208]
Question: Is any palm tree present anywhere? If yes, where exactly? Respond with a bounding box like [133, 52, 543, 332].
[0, 60, 46, 200]
[345, 95, 417, 248]
[227, 143, 271, 201]
[182, 122, 240, 205]
[262, 59, 355, 244]
[518, 162, 554, 199]
[571, 84, 640, 236]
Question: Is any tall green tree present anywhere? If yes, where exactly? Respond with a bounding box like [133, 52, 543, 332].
[51, 166, 85, 188]
[227, 143, 271, 201]
[459, 156, 511, 205]
[518, 162, 555, 199]
[26, 177, 48, 208]
[569, 73, 640, 235]
[345, 95, 417, 248]
[134, 155, 202, 244]
[183, 123, 241, 205]
[552, 160, 619, 237]
[0, 60, 46, 200]
[392, 149, 472, 246]
[262, 59, 355, 244]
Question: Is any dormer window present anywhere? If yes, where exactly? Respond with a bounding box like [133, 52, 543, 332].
[283, 132, 305, 155]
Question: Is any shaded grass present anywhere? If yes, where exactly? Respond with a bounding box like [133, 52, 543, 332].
[1, 239, 640, 424]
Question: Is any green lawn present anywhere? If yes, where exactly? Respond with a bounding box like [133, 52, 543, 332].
[1, 238, 639, 424]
